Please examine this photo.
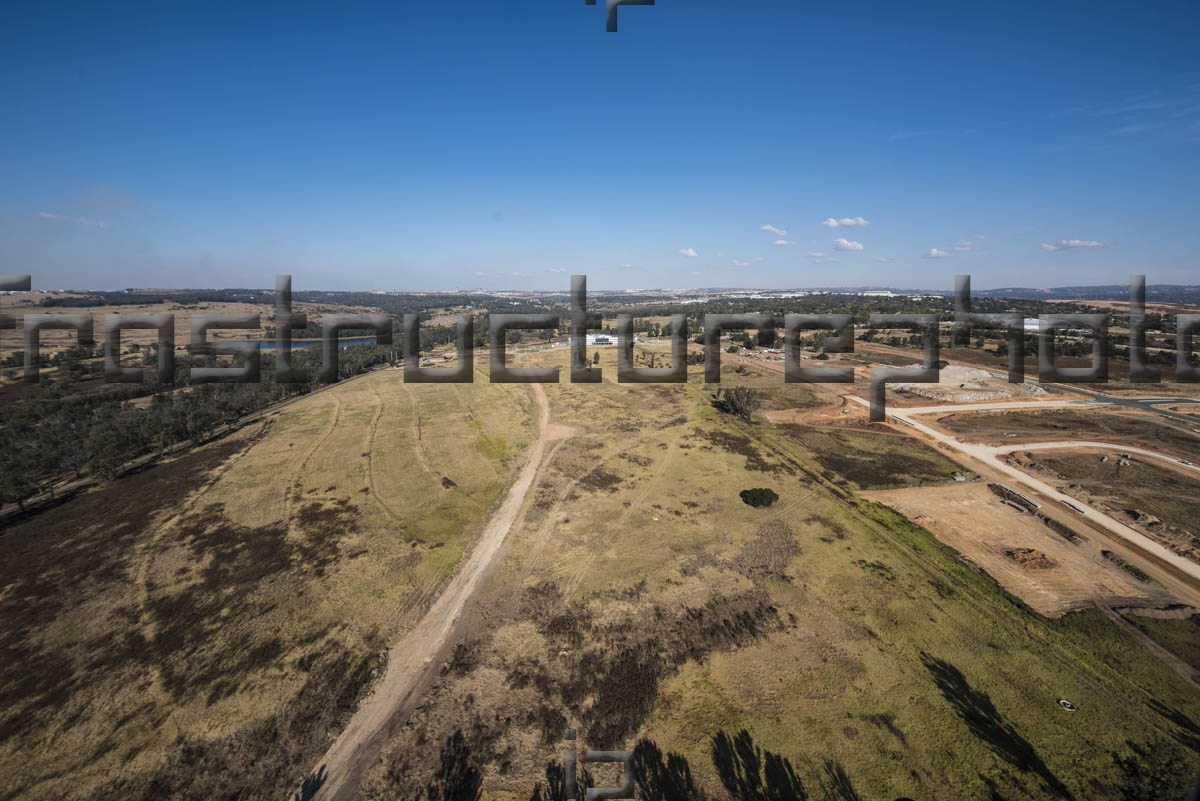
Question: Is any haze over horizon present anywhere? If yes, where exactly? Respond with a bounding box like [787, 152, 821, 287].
[2, 0, 1198, 291]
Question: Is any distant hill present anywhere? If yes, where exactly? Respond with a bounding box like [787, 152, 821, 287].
[974, 285, 1200, 304]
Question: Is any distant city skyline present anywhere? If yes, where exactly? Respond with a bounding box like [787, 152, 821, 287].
[2, 1, 1198, 291]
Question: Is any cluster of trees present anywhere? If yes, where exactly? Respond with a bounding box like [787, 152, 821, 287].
[1, 342, 109, 381]
[713, 387, 762, 422]
[39, 288, 274, 307]
[0, 342, 399, 509]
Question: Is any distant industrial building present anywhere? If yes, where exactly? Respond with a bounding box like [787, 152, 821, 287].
[571, 333, 616, 347]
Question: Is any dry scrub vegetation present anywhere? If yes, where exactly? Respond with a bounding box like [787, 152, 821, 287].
[4, 347, 1200, 801]
[0, 367, 534, 801]
[353, 350, 1200, 801]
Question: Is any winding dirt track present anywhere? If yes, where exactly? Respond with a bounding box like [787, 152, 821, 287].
[297, 383, 553, 801]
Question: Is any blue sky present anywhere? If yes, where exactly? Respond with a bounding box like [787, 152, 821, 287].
[2, 0, 1199, 291]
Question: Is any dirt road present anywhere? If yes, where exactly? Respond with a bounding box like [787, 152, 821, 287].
[992, 441, 1200, 475]
[847, 395, 1200, 590]
[296, 383, 554, 801]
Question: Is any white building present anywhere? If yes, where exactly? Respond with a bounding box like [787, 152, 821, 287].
[570, 333, 617, 347]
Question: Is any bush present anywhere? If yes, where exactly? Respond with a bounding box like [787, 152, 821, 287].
[740, 488, 779, 508]
[713, 386, 762, 421]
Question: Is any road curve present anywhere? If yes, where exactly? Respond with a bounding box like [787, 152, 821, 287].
[848, 394, 1200, 586]
[296, 382, 553, 801]
[992, 441, 1200, 475]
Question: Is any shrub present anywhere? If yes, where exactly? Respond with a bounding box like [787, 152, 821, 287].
[740, 488, 779, 508]
[713, 386, 762, 421]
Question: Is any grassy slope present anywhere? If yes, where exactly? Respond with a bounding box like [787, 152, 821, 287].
[1124, 614, 1200, 674]
[355, 349, 1200, 801]
[0, 367, 535, 801]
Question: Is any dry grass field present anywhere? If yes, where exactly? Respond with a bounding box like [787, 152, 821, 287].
[350, 348, 1200, 801]
[0, 366, 535, 801]
[4, 342, 1200, 801]
[1122, 613, 1200, 674]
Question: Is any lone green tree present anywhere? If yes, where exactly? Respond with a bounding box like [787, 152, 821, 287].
[740, 488, 779, 507]
[716, 386, 762, 422]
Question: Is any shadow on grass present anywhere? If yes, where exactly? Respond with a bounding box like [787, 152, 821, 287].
[631, 739, 704, 801]
[710, 729, 809, 801]
[921, 653, 1073, 799]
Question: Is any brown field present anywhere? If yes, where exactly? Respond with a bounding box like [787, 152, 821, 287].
[0, 300, 266, 356]
[1005, 448, 1200, 564]
[774, 423, 966, 490]
[1164, 404, 1200, 420]
[861, 482, 1170, 616]
[937, 407, 1200, 461]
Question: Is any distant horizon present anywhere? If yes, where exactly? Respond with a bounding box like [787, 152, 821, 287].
[11, 278, 1200, 297]
[3, 1, 1198, 292]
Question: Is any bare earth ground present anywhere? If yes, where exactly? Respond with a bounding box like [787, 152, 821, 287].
[861, 482, 1171, 617]
[937, 407, 1200, 462]
[1004, 447, 1200, 565]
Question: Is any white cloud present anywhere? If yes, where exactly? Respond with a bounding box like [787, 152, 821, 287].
[833, 237, 864, 252]
[39, 211, 106, 230]
[821, 216, 870, 228]
[689, 271, 702, 277]
[679, 248, 699, 257]
[874, 257, 896, 264]
[473, 271, 488, 277]
[952, 241, 974, 252]
[732, 259, 751, 268]
[922, 248, 950, 259]
[773, 239, 796, 247]
[808, 252, 825, 258]
[547, 267, 568, 273]
[1041, 239, 1105, 251]
[974, 234, 986, 240]
[761, 224, 788, 236]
